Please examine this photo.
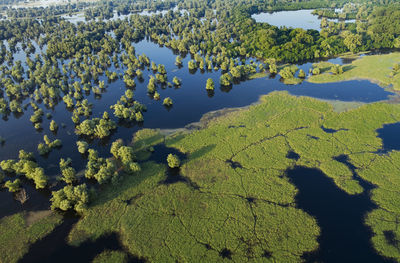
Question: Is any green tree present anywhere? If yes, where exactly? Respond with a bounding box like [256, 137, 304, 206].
[298, 69, 306, 78]
[50, 184, 89, 213]
[50, 120, 58, 132]
[163, 97, 173, 106]
[167, 154, 180, 168]
[5, 179, 21, 192]
[172, 77, 181, 86]
[206, 78, 215, 90]
[220, 73, 232, 86]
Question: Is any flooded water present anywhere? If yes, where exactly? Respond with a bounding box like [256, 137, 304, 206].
[251, 9, 356, 31]
[0, 37, 396, 220]
[376, 122, 400, 153]
[287, 166, 393, 263]
[0, 9, 398, 262]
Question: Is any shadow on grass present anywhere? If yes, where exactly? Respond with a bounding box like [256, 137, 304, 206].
[188, 144, 216, 161]
[21, 217, 145, 263]
[342, 65, 356, 73]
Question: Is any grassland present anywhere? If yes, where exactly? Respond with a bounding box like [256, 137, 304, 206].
[248, 72, 268, 80]
[60, 92, 400, 262]
[0, 211, 62, 263]
[308, 53, 400, 91]
[92, 250, 128, 263]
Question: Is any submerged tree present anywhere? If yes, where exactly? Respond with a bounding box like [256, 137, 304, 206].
[163, 97, 173, 107]
[76, 141, 89, 154]
[206, 78, 215, 90]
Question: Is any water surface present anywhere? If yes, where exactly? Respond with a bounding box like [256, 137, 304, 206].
[287, 166, 392, 263]
[252, 9, 356, 31]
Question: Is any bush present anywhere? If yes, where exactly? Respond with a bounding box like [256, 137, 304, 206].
[38, 135, 62, 155]
[172, 77, 181, 86]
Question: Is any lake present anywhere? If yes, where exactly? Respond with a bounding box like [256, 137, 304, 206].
[251, 9, 356, 31]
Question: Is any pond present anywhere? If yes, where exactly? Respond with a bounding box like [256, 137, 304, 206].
[376, 122, 400, 153]
[287, 166, 392, 263]
[251, 9, 356, 31]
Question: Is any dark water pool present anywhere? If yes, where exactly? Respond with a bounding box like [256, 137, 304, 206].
[376, 122, 400, 153]
[287, 166, 393, 263]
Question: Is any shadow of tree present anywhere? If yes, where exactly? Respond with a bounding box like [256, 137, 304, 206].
[342, 65, 356, 72]
[188, 144, 216, 161]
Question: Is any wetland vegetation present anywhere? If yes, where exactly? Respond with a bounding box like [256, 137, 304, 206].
[0, 0, 400, 262]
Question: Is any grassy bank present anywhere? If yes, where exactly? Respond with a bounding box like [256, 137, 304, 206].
[0, 211, 62, 263]
[308, 53, 400, 91]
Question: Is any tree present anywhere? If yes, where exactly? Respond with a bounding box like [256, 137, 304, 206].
[269, 63, 278, 74]
[331, 64, 343, 75]
[343, 32, 362, 53]
[220, 73, 232, 86]
[279, 67, 296, 79]
[50, 120, 58, 132]
[167, 154, 180, 168]
[163, 97, 173, 106]
[298, 69, 306, 78]
[312, 68, 321, 75]
[188, 60, 197, 70]
[175, 56, 182, 66]
[172, 76, 181, 86]
[206, 78, 215, 90]
[50, 184, 89, 213]
[5, 179, 21, 192]
[60, 158, 77, 184]
[29, 167, 47, 189]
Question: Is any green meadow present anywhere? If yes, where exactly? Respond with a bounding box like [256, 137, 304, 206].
[308, 53, 400, 91]
[0, 211, 62, 263]
[61, 92, 400, 262]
